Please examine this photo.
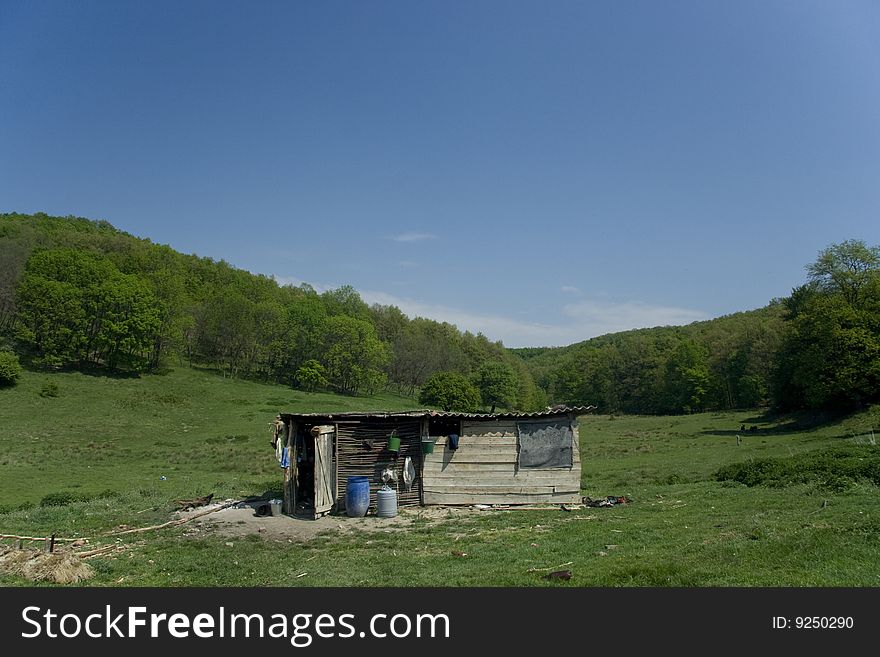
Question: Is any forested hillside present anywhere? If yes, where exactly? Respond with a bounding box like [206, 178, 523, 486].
[512, 305, 786, 414]
[514, 240, 880, 415]
[0, 212, 544, 410]
[2, 213, 878, 416]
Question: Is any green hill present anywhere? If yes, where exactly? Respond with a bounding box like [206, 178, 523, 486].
[3, 212, 879, 416]
[0, 211, 544, 410]
[510, 305, 787, 413]
[0, 365, 418, 508]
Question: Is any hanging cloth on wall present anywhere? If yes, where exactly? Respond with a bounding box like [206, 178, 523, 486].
[403, 456, 416, 491]
[271, 416, 287, 461]
[280, 446, 290, 468]
[381, 466, 398, 484]
[448, 433, 460, 450]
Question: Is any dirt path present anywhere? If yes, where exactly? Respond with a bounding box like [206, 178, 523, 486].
[179, 502, 476, 543]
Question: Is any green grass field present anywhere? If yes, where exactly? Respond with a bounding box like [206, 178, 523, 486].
[1, 367, 879, 586]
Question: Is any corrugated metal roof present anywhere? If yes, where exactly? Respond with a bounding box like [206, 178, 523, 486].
[279, 406, 595, 421]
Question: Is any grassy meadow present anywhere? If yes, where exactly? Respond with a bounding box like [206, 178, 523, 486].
[1, 367, 879, 586]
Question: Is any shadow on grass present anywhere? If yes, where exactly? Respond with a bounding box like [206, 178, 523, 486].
[700, 408, 858, 437]
[246, 487, 283, 501]
[188, 363, 292, 386]
[18, 356, 143, 380]
[77, 367, 142, 380]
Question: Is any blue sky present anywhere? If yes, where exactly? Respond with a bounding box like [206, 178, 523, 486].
[2, 1, 878, 347]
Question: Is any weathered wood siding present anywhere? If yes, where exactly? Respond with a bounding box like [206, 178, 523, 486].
[336, 418, 423, 509]
[422, 417, 581, 505]
[312, 425, 335, 516]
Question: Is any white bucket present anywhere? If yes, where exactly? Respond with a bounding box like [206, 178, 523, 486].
[376, 486, 398, 518]
[269, 499, 282, 516]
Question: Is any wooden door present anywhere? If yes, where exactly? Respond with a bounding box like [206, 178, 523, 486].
[313, 425, 336, 517]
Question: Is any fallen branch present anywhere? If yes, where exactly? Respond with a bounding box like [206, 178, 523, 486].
[561, 515, 596, 522]
[2, 500, 239, 547]
[0, 534, 84, 543]
[480, 505, 586, 511]
[105, 501, 237, 536]
[76, 546, 114, 558]
[527, 560, 573, 573]
[76, 544, 126, 559]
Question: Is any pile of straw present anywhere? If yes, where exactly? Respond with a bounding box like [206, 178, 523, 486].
[0, 547, 94, 584]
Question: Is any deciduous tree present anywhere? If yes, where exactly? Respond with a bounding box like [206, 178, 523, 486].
[473, 361, 518, 413]
[418, 371, 481, 412]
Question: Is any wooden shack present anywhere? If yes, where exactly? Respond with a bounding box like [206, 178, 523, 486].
[276, 407, 591, 517]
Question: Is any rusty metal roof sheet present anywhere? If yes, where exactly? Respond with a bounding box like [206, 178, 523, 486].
[279, 406, 595, 421]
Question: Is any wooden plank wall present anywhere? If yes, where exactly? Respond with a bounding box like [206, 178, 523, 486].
[422, 417, 581, 505]
[335, 418, 423, 509]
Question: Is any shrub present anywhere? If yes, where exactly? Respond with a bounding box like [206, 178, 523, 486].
[0, 351, 22, 387]
[714, 444, 880, 490]
[295, 359, 329, 392]
[0, 501, 36, 514]
[40, 491, 78, 507]
[39, 380, 60, 397]
[39, 489, 117, 507]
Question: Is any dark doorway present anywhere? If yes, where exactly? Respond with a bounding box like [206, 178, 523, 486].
[294, 430, 315, 515]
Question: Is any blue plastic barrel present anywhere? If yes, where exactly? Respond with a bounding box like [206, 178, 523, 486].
[345, 476, 371, 517]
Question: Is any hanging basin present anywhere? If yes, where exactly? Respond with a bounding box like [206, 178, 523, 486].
[421, 439, 435, 454]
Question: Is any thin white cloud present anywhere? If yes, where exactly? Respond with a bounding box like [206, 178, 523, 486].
[271, 275, 334, 293]
[359, 291, 709, 348]
[271, 275, 303, 287]
[398, 260, 418, 268]
[360, 290, 576, 347]
[562, 299, 708, 337]
[270, 276, 709, 348]
[561, 285, 582, 295]
[389, 232, 437, 243]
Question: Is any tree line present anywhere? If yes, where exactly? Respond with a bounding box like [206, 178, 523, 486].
[2, 213, 877, 415]
[516, 240, 880, 414]
[0, 213, 544, 409]
[516, 307, 785, 415]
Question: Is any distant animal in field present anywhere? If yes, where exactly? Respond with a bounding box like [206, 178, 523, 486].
[544, 570, 572, 581]
[175, 493, 214, 511]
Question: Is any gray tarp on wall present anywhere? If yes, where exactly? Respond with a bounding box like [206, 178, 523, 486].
[517, 420, 573, 469]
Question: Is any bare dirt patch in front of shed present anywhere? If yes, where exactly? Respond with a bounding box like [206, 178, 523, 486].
[181, 503, 477, 543]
